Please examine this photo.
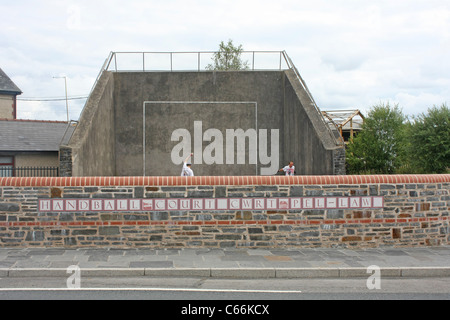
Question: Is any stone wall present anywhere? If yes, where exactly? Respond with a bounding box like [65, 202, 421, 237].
[333, 148, 346, 175]
[0, 175, 448, 248]
[59, 147, 72, 177]
[0, 94, 16, 119]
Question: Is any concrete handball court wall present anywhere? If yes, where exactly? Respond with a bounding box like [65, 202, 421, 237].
[0, 175, 449, 248]
[62, 69, 344, 177]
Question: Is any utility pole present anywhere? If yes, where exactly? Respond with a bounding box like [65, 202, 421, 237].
[53, 76, 69, 122]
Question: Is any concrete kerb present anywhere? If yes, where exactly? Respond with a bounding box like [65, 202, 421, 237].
[400, 267, 450, 278]
[2, 267, 450, 278]
[145, 268, 210, 278]
[337, 267, 401, 278]
[210, 268, 276, 278]
[276, 268, 339, 278]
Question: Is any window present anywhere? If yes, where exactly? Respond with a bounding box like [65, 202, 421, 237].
[0, 156, 14, 177]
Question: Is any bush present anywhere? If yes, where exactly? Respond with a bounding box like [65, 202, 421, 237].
[346, 103, 449, 174]
[346, 103, 407, 174]
[408, 104, 450, 173]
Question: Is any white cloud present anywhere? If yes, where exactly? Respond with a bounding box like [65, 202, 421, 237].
[1, 0, 449, 120]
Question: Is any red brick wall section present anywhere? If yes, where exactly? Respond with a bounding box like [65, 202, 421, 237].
[1, 174, 449, 187]
[0, 174, 449, 248]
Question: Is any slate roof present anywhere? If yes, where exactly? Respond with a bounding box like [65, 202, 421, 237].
[0, 68, 22, 95]
[0, 119, 75, 152]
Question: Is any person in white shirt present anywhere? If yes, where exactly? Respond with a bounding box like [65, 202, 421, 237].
[279, 161, 295, 176]
[181, 153, 194, 176]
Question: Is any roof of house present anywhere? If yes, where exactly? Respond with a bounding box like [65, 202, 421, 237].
[0, 68, 22, 95]
[0, 119, 75, 152]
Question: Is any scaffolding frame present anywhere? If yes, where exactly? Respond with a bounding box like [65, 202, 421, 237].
[322, 110, 365, 143]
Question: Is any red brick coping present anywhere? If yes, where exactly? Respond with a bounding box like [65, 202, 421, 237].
[1, 175, 449, 187]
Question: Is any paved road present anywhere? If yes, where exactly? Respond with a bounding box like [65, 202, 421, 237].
[1, 277, 449, 300]
[1, 289, 449, 301]
[1, 246, 449, 304]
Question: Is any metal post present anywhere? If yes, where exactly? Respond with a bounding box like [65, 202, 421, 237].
[143, 52, 145, 72]
[279, 52, 282, 70]
[53, 76, 69, 122]
[63, 77, 68, 122]
[143, 102, 146, 176]
[252, 51, 255, 71]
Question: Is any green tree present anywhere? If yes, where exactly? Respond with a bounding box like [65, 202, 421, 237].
[206, 39, 249, 71]
[346, 103, 407, 174]
[408, 104, 450, 173]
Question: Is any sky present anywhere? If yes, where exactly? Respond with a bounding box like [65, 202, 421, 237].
[1, 0, 449, 121]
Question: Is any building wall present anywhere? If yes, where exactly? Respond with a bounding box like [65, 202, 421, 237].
[63, 70, 344, 177]
[14, 152, 59, 167]
[0, 175, 448, 248]
[283, 70, 341, 175]
[64, 71, 116, 176]
[113, 71, 286, 176]
[0, 94, 16, 119]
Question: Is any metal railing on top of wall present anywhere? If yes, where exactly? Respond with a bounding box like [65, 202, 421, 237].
[106, 51, 290, 72]
[90, 51, 291, 97]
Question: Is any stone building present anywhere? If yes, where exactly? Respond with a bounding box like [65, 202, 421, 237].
[0, 67, 22, 120]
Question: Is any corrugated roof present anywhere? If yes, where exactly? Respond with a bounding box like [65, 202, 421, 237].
[0, 119, 75, 152]
[0, 68, 22, 95]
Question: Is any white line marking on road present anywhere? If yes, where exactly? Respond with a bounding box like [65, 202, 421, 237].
[0, 287, 302, 293]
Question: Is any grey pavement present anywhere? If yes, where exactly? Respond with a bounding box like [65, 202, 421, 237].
[0, 246, 449, 278]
